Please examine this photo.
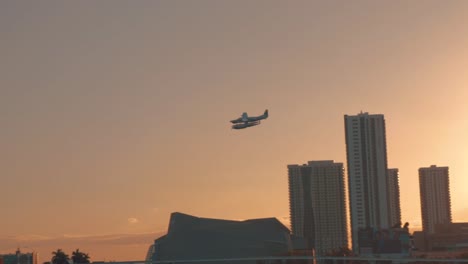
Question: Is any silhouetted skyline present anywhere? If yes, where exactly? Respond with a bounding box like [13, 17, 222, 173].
[2, 1, 468, 262]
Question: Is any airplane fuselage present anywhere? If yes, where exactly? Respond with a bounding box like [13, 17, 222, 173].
[230, 110, 268, 124]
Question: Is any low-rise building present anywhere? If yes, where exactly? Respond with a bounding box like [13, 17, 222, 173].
[146, 212, 294, 263]
[0, 249, 37, 264]
[357, 227, 411, 257]
[413, 222, 468, 251]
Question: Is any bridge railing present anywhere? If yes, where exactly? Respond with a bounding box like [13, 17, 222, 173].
[98, 256, 468, 264]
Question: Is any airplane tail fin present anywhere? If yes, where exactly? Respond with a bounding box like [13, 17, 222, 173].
[264, 109, 268, 117]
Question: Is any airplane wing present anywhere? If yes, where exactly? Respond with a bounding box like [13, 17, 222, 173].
[230, 112, 249, 123]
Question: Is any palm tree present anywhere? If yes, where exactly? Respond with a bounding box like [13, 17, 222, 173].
[71, 249, 90, 264]
[51, 249, 70, 264]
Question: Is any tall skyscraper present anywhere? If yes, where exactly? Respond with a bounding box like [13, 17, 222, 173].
[344, 112, 391, 252]
[419, 165, 452, 234]
[387, 168, 402, 227]
[288, 160, 348, 255]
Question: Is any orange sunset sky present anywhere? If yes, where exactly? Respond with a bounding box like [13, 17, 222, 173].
[1, 1, 468, 262]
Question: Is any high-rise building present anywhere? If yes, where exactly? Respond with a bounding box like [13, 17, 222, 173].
[344, 112, 391, 252]
[288, 160, 348, 255]
[419, 165, 452, 234]
[0, 249, 37, 264]
[387, 168, 401, 227]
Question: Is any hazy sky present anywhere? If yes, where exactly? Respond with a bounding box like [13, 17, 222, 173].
[2, 0, 468, 261]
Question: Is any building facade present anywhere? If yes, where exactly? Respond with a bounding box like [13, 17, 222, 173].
[288, 160, 348, 255]
[344, 112, 391, 252]
[147, 212, 293, 263]
[419, 165, 452, 234]
[0, 250, 37, 264]
[413, 222, 468, 251]
[358, 227, 410, 256]
[387, 168, 402, 227]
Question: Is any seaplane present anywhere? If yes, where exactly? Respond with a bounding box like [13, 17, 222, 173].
[230, 109, 269, 129]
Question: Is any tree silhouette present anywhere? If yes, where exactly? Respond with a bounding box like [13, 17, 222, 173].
[51, 249, 70, 264]
[71, 249, 90, 264]
[403, 222, 409, 230]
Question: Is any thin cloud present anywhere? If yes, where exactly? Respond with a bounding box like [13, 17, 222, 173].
[127, 218, 139, 224]
[6, 234, 52, 241]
